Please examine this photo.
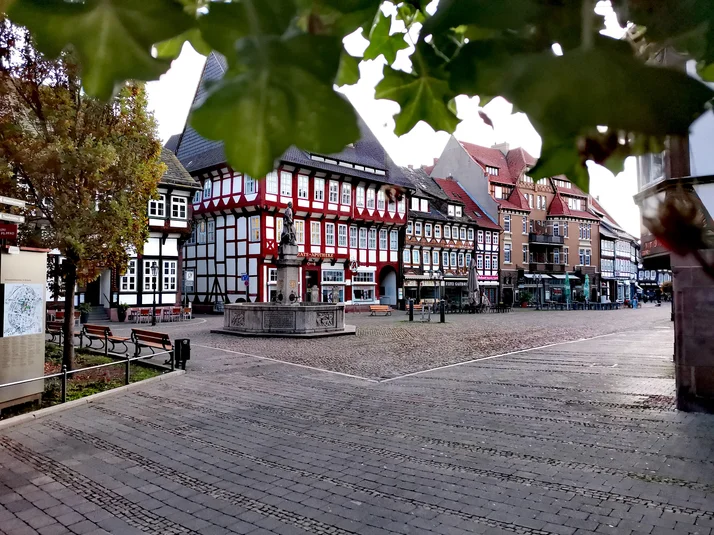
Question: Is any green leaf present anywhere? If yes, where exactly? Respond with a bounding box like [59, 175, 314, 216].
[396, 2, 426, 26]
[298, 0, 381, 36]
[198, 0, 295, 61]
[0, 0, 15, 15]
[529, 135, 590, 191]
[336, 50, 360, 86]
[155, 28, 211, 59]
[9, 0, 194, 99]
[191, 34, 359, 178]
[362, 12, 408, 65]
[423, 0, 539, 36]
[375, 42, 458, 135]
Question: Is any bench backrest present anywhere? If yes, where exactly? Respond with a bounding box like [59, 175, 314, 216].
[83, 324, 111, 337]
[47, 321, 63, 331]
[132, 328, 172, 347]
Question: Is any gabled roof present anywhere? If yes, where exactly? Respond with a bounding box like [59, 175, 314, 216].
[159, 148, 200, 190]
[459, 140, 536, 184]
[497, 187, 531, 212]
[547, 191, 598, 220]
[164, 134, 181, 153]
[506, 147, 537, 182]
[433, 178, 502, 230]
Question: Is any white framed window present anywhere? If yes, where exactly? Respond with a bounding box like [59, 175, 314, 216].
[338, 224, 348, 247]
[564, 247, 569, 265]
[493, 233, 499, 246]
[353, 271, 375, 284]
[311, 221, 321, 245]
[350, 226, 358, 248]
[477, 230, 484, 243]
[553, 222, 560, 237]
[171, 196, 187, 219]
[249, 216, 260, 242]
[522, 217, 528, 234]
[379, 229, 388, 250]
[420, 199, 429, 212]
[388, 199, 396, 211]
[458, 253, 465, 267]
[143, 261, 157, 291]
[203, 180, 212, 200]
[424, 250, 431, 264]
[149, 195, 166, 218]
[120, 260, 137, 291]
[523, 245, 528, 263]
[188, 225, 196, 244]
[476, 254, 483, 270]
[207, 220, 215, 243]
[485, 231, 491, 244]
[433, 251, 439, 265]
[453, 226, 459, 239]
[444, 226, 451, 239]
[466, 252, 472, 266]
[492, 254, 497, 268]
[398, 198, 405, 213]
[197, 220, 206, 244]
[325, 223, 335, 246]
[412, 249, 420, 264]
[342, 183, 351, 205]
[329, 181, 339, 203]
[356, 186, 365, 208]
[503, 215, 511, 232]
[314, 177, 324, 201]
[412, 197, 420, 211]
[554, 249, 560, 264]
[403, 249, 411, 263]
[406, 221, 413, 235]
[390, 230, 398, 250]
[280, 170, 292, 197]
[448, 205, 455, 216]
[467, 228, 474, 241]
[266, 171, 278, 194]
[232, 172, 242, 194]
[298, 174, 309, 199]
[193, 190, 201, 204]
[368, 228, 377, 249]
[295, 220, 305, 244]
[504, 244, 511, 263]
[269, 268, 278, 283]
[494, 185, 503, 199]
[245, 175, 257, 194]
[455, 206, 462, 217]
[434, 225, 441, 239]
[585, 248, 591, 266]
[163, 260, 177, 291]
[450, 252, 457, 266]
[486, 166, 499, 175]
[359, 228, 368, 248]
[352, 287, 374, 301]
[425, 223, 432, 238]
[377, 190, 386, 210]
[442, 251, 449, 266]
[366, 188, 376, 209]
[322, 270, 345, 283]
[460, 228, 466, 240]
[484, 255, 490, 270]
[415, 222, 422, 236]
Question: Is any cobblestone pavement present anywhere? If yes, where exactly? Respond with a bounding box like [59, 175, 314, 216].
[3, 312, 714, 535]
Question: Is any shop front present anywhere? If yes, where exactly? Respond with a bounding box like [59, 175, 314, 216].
[443, 279, 467, 307]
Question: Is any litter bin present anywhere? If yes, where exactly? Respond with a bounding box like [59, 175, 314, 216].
[175, 339, 191, 370]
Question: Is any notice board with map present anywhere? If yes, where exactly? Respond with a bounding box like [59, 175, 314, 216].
[3, 283, 44, 337]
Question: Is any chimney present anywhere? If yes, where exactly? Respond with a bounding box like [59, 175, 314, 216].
[434, 157, 439, 165]
[492, 142, 510, 155]
[408, 164, 413, 169]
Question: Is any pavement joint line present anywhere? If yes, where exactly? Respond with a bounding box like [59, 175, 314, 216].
[192, 343, 380, 383]
[379, 331, 622, 383]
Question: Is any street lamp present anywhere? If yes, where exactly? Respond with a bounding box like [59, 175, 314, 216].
[535, 273, 543, 310]
[151, 261, 158, 326]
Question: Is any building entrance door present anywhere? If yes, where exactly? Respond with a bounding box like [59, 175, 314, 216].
[305, 270, 319, 302]
[85, 279, 101, 306]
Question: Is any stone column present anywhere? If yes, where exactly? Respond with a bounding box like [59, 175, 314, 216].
[276, 244, 302, 304]
[672, 249, 714, 413]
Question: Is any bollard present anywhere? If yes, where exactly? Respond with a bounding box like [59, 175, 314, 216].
[125, 355, 131, 385]
[175, 339, 191, 371]
[408, 299, 413, 322]
[440, 300, 445, 323]
[61, 365, 67, 403]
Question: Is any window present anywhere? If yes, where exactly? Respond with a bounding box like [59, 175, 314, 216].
[353, 272, 375, 283]
[522, 217, 528, 234]
[522, 245, 528, 263]
[504, 244, 511, 263]
[269, 269, 278, 283]
[425, 223, 432, 238]
[203, 180, 212, 200]
[193, 190, 201, 204]
[359, 228, 368, 248]
[563, 222, 568, 238]
[412, 249, 420, 264]
[564, 247, 569, 265]
[311, 221, 321, 245]
[424, 250, 431, 264]
[415, 222, 422, 236]
[477, 230, 484, 243]
[390, 230, 398, 250]
[486, 166, 499, 175]
[324, 287, 345, 303]
[322, 270, 345, 283]
[585, 249, 591, 266]
[528, 194, 534, 208]
[350, 227, 358, 248]
[493, 233, 498, 246]
[444, 226, 451, 239]
[465, 252, 472, 266]
[451, 252, 457, 267]
[448, 205, 455, 216]
[377, 190, 386, 210]
[295, 220, 305, 244]
[442, 251, 449, 266]
[467, 228, 474, 241]
[298, 174, 309, 199]
[433, 251, 439, 265]
[266, 171, 278, 194]
[197, 221, 206, 244]
[368, 229, 377, 249]
[494, 185, 503, 199]
[207, 220, 215, 243]
[460, 228, 466, 240]
[523, 175, 534, 184]
[248, 216, 259, 242]
[398, 198, 406, 213]
[477, 254, 483, 270]
[484, 255, 491, 270]
[367, 188, 375, 209]
[149, 195, 166, 218]
[492, 254, 498, 268]
[455, 206, 462, 217]
[325, 223, 335, 246]
[420, 199, 429, 212]
[143, 262, 157, 291]
[356, 186, 365, 207]
[352, 288, 374, 301]
[276, 217, 283, 241]
[579, 248, 585, 265]
[458, 252, 464, 267]
[485, 231, 491, 244]
[245, 174, 257, 194]
[342, 183, 351, 205]
[388, 199, 396, 212]
[314, 178, 324, 201]
[412, 197, 420, 211]
[553, 222, 560, 237]
[329, 181, 339, 203]
[403, 249, 411, 263]
[338, 225, 348, 247]
[379, 229, 388, 250]
[554, 249, 560, 264]
[120, 260, 137, 291]
[280, 170, 292, 197]
[188, 225, 196, 244]
[171, 196, 187, 219]
[434, 225, 441, 239]
[453, 226, 459, 239]
[406, 221, 413, 235]
[163, 261, 177, 291]
[503, 215, 511, 232]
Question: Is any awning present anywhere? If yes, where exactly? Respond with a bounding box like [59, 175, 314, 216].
[523, 274, 553, 279]
[550, 274, 567, 280]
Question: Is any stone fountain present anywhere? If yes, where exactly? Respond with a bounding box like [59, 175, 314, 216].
[214, 203, 353, 338]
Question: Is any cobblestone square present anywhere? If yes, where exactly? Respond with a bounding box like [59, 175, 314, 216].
[3, 305, 714, 535]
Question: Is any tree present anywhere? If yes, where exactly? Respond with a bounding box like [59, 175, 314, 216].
[0, 21, 165, 370]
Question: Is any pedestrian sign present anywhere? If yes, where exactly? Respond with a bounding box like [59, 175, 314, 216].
[241, 273, 249, 282]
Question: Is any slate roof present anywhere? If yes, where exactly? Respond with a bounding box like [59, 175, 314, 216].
[159, 148, 200, 190]
[164, 134, 181, 152]
[174, 52, 409, 189]
[401, 166, 450, 200]
[433, 178, 502, 230]
[408, 207, 449, 222]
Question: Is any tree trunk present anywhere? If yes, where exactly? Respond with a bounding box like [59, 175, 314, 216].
[62, 261, 77, 371]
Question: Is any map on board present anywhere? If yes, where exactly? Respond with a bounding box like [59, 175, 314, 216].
[3, 283, 44, 337]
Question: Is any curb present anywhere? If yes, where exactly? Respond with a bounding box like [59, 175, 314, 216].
[0, 370, 186, 431]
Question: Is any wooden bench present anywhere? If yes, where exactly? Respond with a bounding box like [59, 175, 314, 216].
[405, 304, 425, 313]
[369, 305, 392, 316]
[131, 328, 174, 366]
[81, 324, 130, 356]
[46, 320, 81, 345]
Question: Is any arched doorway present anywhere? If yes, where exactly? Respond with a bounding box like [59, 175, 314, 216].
[379, 267, 397, 305]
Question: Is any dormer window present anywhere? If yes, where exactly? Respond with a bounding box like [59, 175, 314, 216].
[420, 199, 429, 212]
[411, 197, 420, 211]
[486, 166, 499, 176]
[455, 206, 462, 217]
[448, 205, 455, 216]
[522, 175, 534, 184]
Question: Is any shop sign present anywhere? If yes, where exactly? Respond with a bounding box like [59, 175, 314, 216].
[298, 252, 335, 259]
[480, 275, 498, 281]
[421, 280, 435, 286]
[444, 281, 467, 287]
[403, 280, 418, 287]
[0, 223, 18, 240]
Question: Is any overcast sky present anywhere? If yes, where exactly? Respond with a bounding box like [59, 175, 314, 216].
[146, 2, 641, 236]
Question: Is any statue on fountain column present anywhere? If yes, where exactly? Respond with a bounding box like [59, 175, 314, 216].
[281, 202, 296, 246]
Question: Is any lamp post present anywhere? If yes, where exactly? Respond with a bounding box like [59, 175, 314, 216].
[151, 261, 158, 326]
[535, 273, 542, 310]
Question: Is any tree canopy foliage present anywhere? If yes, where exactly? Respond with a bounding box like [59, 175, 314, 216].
[0, 20, 165, 368]
[4, 0, 713, 191]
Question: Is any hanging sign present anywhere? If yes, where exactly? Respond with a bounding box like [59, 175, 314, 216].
[0, 223, 18, 240]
